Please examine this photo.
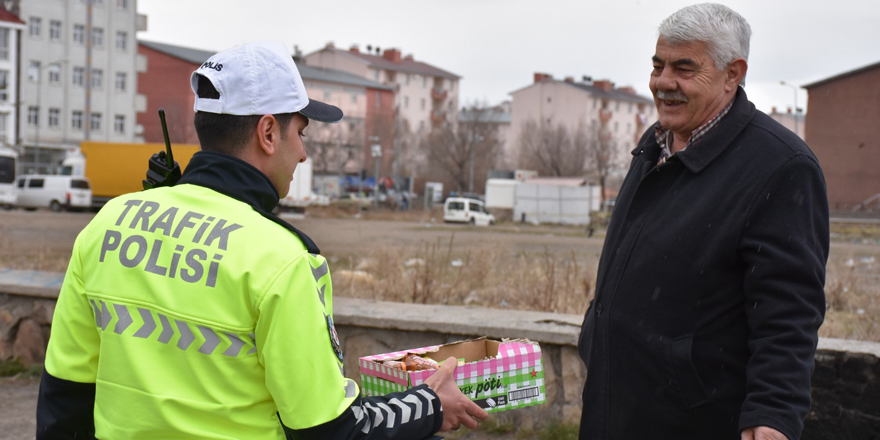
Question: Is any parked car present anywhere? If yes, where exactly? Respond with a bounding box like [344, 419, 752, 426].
[15, 175, 92, 211]
[443, 197, 495, 226]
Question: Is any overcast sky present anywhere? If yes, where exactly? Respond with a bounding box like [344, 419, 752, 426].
[137, 0, 880, 116]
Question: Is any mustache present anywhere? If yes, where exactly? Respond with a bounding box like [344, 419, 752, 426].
[656, 90, 689, 102]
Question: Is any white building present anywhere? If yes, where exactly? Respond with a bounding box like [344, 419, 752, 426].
[5, 0, 147, 174]
[509, 74, 656, 193]
[0, 10, 25, 149]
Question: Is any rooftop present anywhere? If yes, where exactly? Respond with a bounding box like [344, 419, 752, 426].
[139, 40, 392, 90]
[313, 45, 461, 80]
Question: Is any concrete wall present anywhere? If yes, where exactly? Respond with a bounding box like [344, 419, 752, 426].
[1, 270, 878, 437]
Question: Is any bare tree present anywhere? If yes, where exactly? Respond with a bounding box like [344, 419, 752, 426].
[423, 104, 501, 193]
[518, 119, 588, 177]
[579, 121, 619, 204]
[305, 121, 364, 174]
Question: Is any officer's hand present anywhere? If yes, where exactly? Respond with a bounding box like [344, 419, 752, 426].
[741, 426, 788, 440]
[424, 356, 489, 431]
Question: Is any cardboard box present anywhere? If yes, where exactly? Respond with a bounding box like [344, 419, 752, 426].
[359, 337, 545, 412]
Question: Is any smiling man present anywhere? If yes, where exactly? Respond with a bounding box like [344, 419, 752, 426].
[577, 4, 829, 440]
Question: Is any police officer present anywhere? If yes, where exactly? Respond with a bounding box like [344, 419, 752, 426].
[37, 41, 487, 440]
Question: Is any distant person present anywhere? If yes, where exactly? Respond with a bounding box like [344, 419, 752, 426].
[37, 41, 487, 440]
[578, 4, 829, 440]
[401, 192, 409, 211]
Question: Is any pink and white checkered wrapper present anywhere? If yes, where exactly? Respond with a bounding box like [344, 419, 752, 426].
[358, 341, 542, 387]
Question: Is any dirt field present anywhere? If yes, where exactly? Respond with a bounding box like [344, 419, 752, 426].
[2, 208, 879, 439]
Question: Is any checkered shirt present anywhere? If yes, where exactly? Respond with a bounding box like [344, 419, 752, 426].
[654, 96, 736, 165]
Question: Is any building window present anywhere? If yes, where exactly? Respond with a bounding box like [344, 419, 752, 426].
[615, 101, 620, 111]
[73, 67, 85, 86]
[403, 96, 409, 108]
[116, 31, 127, 51]
[0, 114, 7, 141]
[593, 99, 597, 109]
[28, 61, 41, 82]
[29, 17, 41, 37]
[48, 65, 61, 84]
[48, 108, 60, 127]
[628, 102, 633, 113]
[375, 91, 380, 108]
[0, 29, 9, 60]
[626, 122, 632, 134]
[114, 115, 125, 134]
[115, 72, 126, 91]
[350, 93, 357, 104]
[28, 107, 39, 126]
[71, 111, 83, 130]
[420, 98, 425, 110]
[405, 74, 410, 85]
[91, 69, 103, 88]
[92, 27, 103, 47]
[614, 121, 619, 132]
[116, 0, 128, 10]
[0, 70, 7, 101]
[73, 24, 85, 44]
[373, 70, 379, 81]
[90, 112, 101, 131]
[422, 76, 427, 88]
[50, 20, 61, 40]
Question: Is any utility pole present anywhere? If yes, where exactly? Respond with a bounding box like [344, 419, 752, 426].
[84, 0, 93, 141]
[370, 136, 381, 208]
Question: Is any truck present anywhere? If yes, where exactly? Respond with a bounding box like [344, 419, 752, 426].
[64, 142, 322, 211]
[63, 141, 200, 207]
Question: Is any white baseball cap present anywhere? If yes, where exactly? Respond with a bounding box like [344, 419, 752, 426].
[190, 41, 343, 123]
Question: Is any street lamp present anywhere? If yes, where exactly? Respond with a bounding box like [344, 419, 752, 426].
[780, 81, 800, 137]
[34, 59, 67, 174]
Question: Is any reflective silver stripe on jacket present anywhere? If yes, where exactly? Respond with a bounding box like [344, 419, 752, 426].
[89, 299, 257, 356]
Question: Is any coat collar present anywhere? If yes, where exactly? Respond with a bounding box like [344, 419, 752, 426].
[178, 150, 321, 254]
[633, 87, 756, 174]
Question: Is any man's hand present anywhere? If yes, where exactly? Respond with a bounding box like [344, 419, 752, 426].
[741, 426, 788, 440]
[424, 357, 489, 431]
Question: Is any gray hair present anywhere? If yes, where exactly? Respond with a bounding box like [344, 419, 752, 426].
[659, 3, 751, 73]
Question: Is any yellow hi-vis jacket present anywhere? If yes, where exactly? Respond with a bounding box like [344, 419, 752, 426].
[44, 167, 356, 438]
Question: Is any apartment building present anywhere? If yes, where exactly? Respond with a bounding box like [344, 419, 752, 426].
[5, 0, 147, 174]
[509, 73, 655, 191]
[804, 60, 880, 210]
[136, 40, 214, 145]
[304, 44, 460, 176]
[0, 10, 25, 149]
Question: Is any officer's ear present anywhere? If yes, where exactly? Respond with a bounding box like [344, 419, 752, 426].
[256, 114, 280, 157]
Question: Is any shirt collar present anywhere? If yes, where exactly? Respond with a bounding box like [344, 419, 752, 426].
[654, 94, 737, 152]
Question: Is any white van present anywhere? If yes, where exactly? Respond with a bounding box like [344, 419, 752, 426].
[15, 175, 92, 211]
[443, 197, 496, 226]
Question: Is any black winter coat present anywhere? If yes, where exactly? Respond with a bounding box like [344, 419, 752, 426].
[577, 88, 829, 440]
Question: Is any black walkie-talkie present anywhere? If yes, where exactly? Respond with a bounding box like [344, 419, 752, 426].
[143, 108, 181, 190]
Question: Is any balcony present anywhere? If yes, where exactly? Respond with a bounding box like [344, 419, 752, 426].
[431, 87, 448, 101]
[431, 110, 446, 123]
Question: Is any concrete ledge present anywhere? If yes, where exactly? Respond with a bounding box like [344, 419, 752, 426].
[818, 337, 880, 357]
[335, 297, 583, 346]
[0, 269, 64, 299]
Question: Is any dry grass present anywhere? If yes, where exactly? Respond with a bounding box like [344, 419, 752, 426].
[332, 233, 595, 316]
[820, 257, 880, 341]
